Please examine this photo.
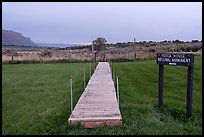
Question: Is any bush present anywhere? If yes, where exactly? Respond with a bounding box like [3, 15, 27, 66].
[179, 45, 202, 52]
[192, 40, 199, 43]
[109, 58, 134, 62]
[173, 40, 182, 43]
[41, 50, 52, 57]
[149, 48, 156, 52]
[151, 44, 157, 46]
[180, 47, 185, 52]
[192, 44, 202, 52]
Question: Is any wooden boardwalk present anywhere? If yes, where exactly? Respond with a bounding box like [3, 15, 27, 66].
[68, 62, 122, 128]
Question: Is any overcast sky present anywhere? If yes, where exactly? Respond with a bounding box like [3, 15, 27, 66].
[2, 2, 202, 44]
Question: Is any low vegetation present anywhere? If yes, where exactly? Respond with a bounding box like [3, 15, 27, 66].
[2, 40, 202, 63]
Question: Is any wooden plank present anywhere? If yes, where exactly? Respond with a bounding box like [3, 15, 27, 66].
[68, 62, 122, 128]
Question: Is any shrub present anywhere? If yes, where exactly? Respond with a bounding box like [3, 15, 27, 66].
[173, 40, 182, 43]
[149, 48, 156, 52]
[180, 47, 185, 52]
[192, 40, 199, 43]
[192, 44, 202, 52]
[110, 58, 134, 62]
[41, 50, 52, 57]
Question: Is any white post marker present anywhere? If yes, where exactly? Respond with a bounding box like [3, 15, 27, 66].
[70, 75, 73, 114]
[116, 76, 119, 104]
[114, 68, 116, 83]
[84, 68, 85, 89]
[110, 62, 113, 79]
[112, 68, 114, 82]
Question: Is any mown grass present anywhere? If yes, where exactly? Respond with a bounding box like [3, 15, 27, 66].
[2, 56, 202, 135]
[111, 55, 202, 135]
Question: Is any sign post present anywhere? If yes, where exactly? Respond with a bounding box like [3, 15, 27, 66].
[158, 64, 164, 105]
[186, 65, 194, 117]
[156, 53, 194, 117]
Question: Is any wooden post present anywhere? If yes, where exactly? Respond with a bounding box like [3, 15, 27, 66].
[158, 64, 164, 106]
[113, 66, 116, 84]
[12, 54, 14, 61]
[90, 62, 91, 78]
[111, 62, 113, 79]
[92, 44, 94, 63]
[11, 51, 14, 62]
[186, 66, 193, 117]
[94, 52, 97, 63]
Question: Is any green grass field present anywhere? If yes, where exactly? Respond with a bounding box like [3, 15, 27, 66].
[2, 56, 202, 135]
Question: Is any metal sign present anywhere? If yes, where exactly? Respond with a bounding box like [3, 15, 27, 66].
[157, 53, 194, 67]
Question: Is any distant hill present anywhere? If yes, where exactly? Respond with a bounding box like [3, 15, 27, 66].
[2, 29, 89, 48]
[2, 30, 38, 47]
[36, 43, 88, 48]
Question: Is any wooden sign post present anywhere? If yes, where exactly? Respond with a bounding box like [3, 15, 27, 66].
[156, 53, 194, 117]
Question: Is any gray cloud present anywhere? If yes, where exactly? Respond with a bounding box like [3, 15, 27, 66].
[2, 2, 202, 44]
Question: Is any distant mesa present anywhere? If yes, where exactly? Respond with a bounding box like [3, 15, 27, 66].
[2, 29, 38, 47]
[2, 29, 88, 48]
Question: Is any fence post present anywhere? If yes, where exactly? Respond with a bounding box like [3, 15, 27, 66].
[116, 76, 119, 104]
[110, 62, 113, 79]
[114, 68, 116, 84]
[70, 75, 73, 114]
[84, 68, 85, 89]
[112, 67, 114, 82]
[90, 62, 91, 78]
